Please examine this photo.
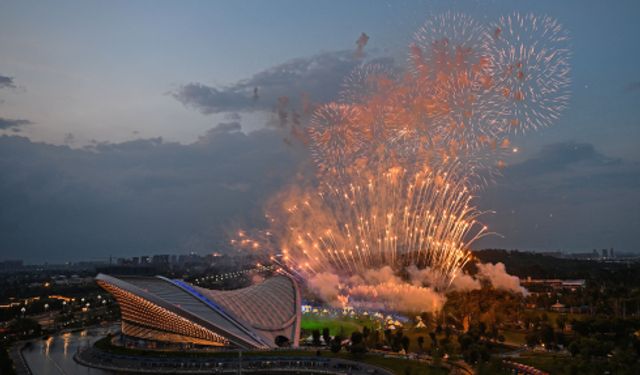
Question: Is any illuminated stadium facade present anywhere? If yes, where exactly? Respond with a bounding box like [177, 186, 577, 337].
[96, 273, 301, 349]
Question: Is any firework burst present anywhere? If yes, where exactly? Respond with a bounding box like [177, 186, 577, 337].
[233, 12, 570, 310]
[489, 13, 571, 132]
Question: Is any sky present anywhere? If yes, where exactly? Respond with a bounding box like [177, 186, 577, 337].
[0, 0, 639, 263]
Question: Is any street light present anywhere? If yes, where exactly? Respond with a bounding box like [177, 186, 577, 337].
[20, 307, 26, 317]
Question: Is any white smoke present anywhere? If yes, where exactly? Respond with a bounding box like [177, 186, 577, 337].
[307, 272, 342, 304]
[307, 266, 446, 313]
[347, 282, 446, 313]
[305, 262, 525, 313]
[476, 262, 527, 295]
[450, 271, 481, 292]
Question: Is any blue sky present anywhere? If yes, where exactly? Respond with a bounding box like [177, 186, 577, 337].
[0, 0, 639, 262]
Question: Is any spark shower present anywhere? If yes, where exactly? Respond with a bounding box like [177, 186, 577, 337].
[234, 12, 570, 312]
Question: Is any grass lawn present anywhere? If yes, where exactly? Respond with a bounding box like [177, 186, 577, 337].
[301, 314, 365, 336]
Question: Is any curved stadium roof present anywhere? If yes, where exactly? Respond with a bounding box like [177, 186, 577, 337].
[96, 273, 301, 349]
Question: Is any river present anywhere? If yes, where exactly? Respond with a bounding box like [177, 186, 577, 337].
[21, 324, 119, 375]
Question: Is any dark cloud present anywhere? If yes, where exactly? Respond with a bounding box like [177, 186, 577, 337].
[477, 142, 640, 253]
[0, 128, 297, 263]
[507, 141, 620, 178]
[196, 122, 241, 143]
[1, 133, 638, 263]
[171, 50, 394, 114]
[0, 75, 16, 89]
[0, 117, 32, 130]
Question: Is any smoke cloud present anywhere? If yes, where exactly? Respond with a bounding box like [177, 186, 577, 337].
[304, 262, 524, 313]
[476, 262, 527, 295]
[306, 266, 445, 313]
[450, 272, 482, 292]
[307, 272, 342, 304]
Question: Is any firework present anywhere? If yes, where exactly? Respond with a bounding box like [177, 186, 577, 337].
[275, 162, 491, 290]
[489, 13, 571, 132]
[412, 12, 491, 78]
[307, 103, 369, 172]
[233, 12, 570, 308]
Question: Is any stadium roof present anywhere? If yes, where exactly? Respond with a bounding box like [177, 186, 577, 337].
[96, 273, 301, 349]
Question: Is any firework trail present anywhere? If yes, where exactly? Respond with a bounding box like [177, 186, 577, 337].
[234, 12, 570, 312]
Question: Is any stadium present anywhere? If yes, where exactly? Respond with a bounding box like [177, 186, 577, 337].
[95, 273, 302, 350]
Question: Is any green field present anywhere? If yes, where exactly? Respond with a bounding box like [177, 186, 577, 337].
[301, 314, 366, 336]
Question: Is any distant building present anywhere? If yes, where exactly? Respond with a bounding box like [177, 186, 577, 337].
[0, 260, 23, 271]
[521, 278, 586, 292]
[151, 254, 170, 265]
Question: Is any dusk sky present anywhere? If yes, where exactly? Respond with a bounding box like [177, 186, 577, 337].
[1, 0, 639, 263]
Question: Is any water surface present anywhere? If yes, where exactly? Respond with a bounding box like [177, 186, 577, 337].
[22, 325, 118, 375]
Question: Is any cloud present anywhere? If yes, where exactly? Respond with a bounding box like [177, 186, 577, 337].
[1, 132, 639, 264]
[196, 122, 242, 143]
[477, 141, 640, 252]
[0, 117, 32, 130]
[507, 141, 619, 178]
[0, 127, 297, 263]
[171, 50, 393, 114]
[0, 75, 16, 89]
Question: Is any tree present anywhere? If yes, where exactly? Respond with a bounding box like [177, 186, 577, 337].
[322, 327, 331, 346]
[525, 331, 539, 348]
[556, 314, 567, 332]
[0, 346, 16, 375]
[401, 336, 410, 353]
[362, 326, 371, 340]
[350, 331, 367, 357]
[539, 323, 555, 348]
[330, 335, 343, 353]
[9, 318, 41, 338]
[458, 333, 474, 352]
[351, 331, 363, 345]
[383, 329, 393, 345]
[392, 330, 404, 352]
[312, 329, 321, 346]
[417, 336, 425, 352]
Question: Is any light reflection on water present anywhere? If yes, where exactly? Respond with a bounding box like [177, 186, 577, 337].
[21, 324, 119, 375]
